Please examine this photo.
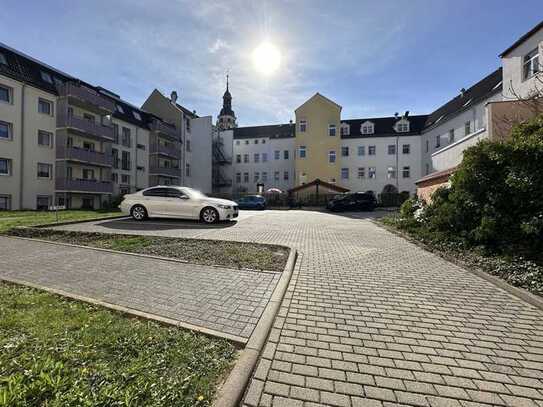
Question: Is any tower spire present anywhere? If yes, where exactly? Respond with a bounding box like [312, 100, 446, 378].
[226, 74, 229, 92]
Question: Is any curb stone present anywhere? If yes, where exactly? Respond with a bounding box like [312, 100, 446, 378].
[212, 247, 298, 407]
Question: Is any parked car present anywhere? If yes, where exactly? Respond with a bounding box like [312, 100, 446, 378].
[236, 195, 267, 210]
[120, 186, 238, 223]
[326, 192, 377, 212]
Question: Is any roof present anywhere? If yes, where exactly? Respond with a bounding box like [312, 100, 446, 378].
[295, 92, 342, 112]
[341, 115, 428, 139]
[0, 42, 177, 130]
[500, 20, 543, 57]
[423, 68, 503, 130]
[288, 178, 350, 194]
[415, 166, 457, 185]
[233, 123, 295, 139]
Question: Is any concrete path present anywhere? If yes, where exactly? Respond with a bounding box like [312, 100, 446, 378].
[0, 236, 280, 342]
[54, 210, 543, 407]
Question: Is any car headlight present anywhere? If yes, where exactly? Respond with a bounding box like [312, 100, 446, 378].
[218, 204, 231, 209]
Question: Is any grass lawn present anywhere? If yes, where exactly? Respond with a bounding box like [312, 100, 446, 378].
[9, 229, 289, 272]
[0, 282, 236, 407]
[0, 210, 122, 233]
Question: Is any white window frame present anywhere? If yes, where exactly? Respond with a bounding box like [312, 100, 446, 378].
[341, 146, 349, 157]
[387, 145, 396, 155]
[368, 145, 376, 155]
[38, 130, 53, 147]
[368, 167, 376, 179]
[387, 166, 396, 179]
[38, 98, 54, 116]
[340, 123, 350, 136]
[523, 48, 540, 81]
[299, 120, 307, 132]
[0, 121, 13, 140]
[328, 124, 336, 137]
[357, 167, 365, 179]
[37, 163, 52, 179]
[0, 84, 13, 104]
[360, 122, 374, 135]
[328, 150, 336, 163]
[299, 146, 306, 158]
[396, 120, 410, 133]
[341, 168, 349, 179]
[0, 194, 11, 210]
[402, 144, 410, 154]
[0, 158, 12, 176]
[235, 172, 241, 183]
[357, 146, 365, 156]
[402, 166, 411, 178]
[254, 153, 260, 163]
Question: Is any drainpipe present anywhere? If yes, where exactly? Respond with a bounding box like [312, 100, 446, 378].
[19, 83, 26, 209]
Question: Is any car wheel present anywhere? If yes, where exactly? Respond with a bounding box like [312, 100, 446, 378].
[200, 207, 219, 224]
[131, 204, 147, 221]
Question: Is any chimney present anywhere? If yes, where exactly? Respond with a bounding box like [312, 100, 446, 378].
[170, 91, 178, 103]
[460, 88, 466, 97]
[394, 112, 399, 119]
[289, 119, 293, 124]
[404, 110, 409, 118]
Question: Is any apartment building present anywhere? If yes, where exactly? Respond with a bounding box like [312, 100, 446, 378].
[0, 43, 196, 210]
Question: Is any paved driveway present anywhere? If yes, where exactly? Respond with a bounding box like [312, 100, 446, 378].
[50, 210, 543, 407]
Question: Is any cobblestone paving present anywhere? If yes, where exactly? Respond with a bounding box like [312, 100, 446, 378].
[0, 236, 280, 340]
[54, 211, 543, 406]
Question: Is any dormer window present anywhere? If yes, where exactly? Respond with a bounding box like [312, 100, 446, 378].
[396, 120, 410, 133]
[340, 123, 350, 136]
[360, 121, 374, 135]
[116, 105, 124, 114]
[40, 71, 53, 84]
[132, 111, 141, 121]
[0, 53, 7, 65]
[523, 48, 540, 80]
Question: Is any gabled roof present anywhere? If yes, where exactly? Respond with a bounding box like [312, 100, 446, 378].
[424, 68, 503, 130]
[295, 92, 342, 112]
[341, 115, 428, 139]
[288, 178, 350, 194]
[233, 123, 295, 139]
[500, 20, 543, 57]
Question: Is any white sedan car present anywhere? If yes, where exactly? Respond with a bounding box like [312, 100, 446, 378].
[119, 186, 238, 224]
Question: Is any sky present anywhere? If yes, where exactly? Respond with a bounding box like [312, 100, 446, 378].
[1, 1, 541, 126]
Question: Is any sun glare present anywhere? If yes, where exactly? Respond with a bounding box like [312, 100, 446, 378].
[252, 42, 281, 75]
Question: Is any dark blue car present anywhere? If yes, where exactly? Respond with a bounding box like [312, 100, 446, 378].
[236, 195, 267, 210]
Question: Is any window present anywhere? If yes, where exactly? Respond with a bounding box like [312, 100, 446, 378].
[254, 153, 260, 163]
[449, 129, 455, 143]
[284, 150, 289, 160]
[341, 168, 349, 179]
[132, 111, 142, 121]
[121, 151, 130, 170]
[186, 163, 191, 177]
[186, 139, 191, 152]
[361, 123, 374, 134]
[368, 167, 376, 178]
[243, 154, 249, 163]
[274, 150, 280, 160]
[402, 166, 411, 178]
[283, 171, 289, 180]
[262, 152, 268, 162]
[340, 124, 350, 136]
[388, 145, 396, 155]
[37, 163, 52, 179]
[396, 121, 409, 132]
[523, 48, 540, 80]
[274, 171, 280, 181]
[341, 146, 349, 157]
[0, 53, 7, 65]
[36, 195, 51, 210]
[465, 121, 471, 136]
[328, 124, 336, 137]
[245, 140, 249, 145]
[262, 139, 266, 144]
[402, 144, 410, 154]
[236, 154, 241, 163]
[83, 113, 95, 122]
[299, 120, 307, 132]
[368, 145, 376, 155]
[426, 140, 429, 153]
[299, 146, 306, 158]
[83, 168, 95, 180]
[111, 173, 118, 183]
[185, 118, 191, 133]
[137, 166, 145, 171]
[116, 104, 125, 114]
[38, 98, 53, 115]
[425, 163, 430, 175]
[0, 121, 12, 140]
[328, 150, 336, 163]
[0, 195, 11, 210]
[243, 172, 249, 183]
[137, 143, 145, 150]
[0, 85, 12, 103]
[121, 174, 130, 184]
[435, 135, 441, 148]
[38, 130, 53, 147]
[40, 71, 53, 84]
[262, 172, 268, 182]
[122, 127, 131, 147]
[387, 166, 396, 179]
[112, 123, 119, 144]
[112, 148, 119, 169]
[235, 140, 240, 145]
[254, 139, 259, 144]
[236, 172, 241, 183]
[0, 158, 12, 175]
[357, 167, 365, 179]
[356, 146, 365, 156]
[254, 172, 259, 182]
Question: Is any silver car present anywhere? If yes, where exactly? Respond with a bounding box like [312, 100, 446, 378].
[119, 186, 238, 224]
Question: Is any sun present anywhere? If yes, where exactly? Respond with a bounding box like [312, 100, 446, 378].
[252, 42, 281, 75]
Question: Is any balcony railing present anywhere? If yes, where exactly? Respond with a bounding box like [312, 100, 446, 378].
[56, 146, 113, 167]
[57, 114, 114, 141]
[150, 143, 181, 159]
[149, 166, 181, 177]
[55, 178, 113, 194]
[150, 119, 181, 141]
[57, 82, 115, 113]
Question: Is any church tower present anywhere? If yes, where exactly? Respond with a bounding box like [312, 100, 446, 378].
[217, 74, 236, 130]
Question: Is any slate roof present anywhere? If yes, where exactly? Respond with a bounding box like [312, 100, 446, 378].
[341, 115, 428, 139]
[0, 42, 180, 130]
[233, 123, 295, 139]
[500, 20, 543, 57]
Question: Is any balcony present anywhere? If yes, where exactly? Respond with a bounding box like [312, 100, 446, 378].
[57, 114, 114, 141]
[149, 165, 181, 177]
[150, 143, 181, 159]
[56, 146, 113, 167]
[150, 119, 181, 141]
[57, 82, 115, 114]
[56, 178, 113, 194]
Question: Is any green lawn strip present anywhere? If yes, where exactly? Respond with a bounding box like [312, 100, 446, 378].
[0, 282, 236, 407]
[379, 215, 543, 296]
[0, 210, 122, 233]
[8, 229, 289, 272]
